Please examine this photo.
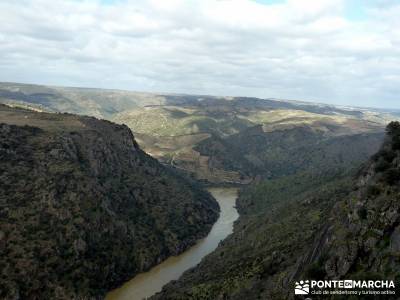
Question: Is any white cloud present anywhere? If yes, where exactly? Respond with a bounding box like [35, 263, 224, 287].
[0, 0, 399, 108]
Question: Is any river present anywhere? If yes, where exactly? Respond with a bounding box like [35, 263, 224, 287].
[106, 187, 239, 300]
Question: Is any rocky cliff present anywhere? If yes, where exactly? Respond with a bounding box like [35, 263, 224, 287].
[291, 122, 400, 299]
[0, 104, 219, 299]
[150, 125, 397, 299]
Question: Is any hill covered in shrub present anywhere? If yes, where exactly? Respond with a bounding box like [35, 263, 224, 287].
[0, 104, 219, 299]
[152, 124, 399, 300]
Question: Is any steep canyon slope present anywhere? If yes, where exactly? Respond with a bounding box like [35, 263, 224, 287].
[1, 82, 398, 300]
[151, 123, 400, 300]
[0, 104, 219, 299]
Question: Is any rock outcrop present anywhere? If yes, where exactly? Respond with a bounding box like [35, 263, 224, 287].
[0, 104, 219, 299]
[151, 128, 386, 300]
[292, 122, 400, 299]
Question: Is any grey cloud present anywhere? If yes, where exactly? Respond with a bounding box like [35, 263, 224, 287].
[0, 0, 399, 108]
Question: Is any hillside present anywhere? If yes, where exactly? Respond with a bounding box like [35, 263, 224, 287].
[0, 104, 219, 299]
[1, 82, 398, 300]
[113, 99, 388, 183]
[0, 82, 164, 118]
[194, 125, 384, 181]
[0, 82, 397, 184]
[151, 126, 397, 299]
[293, 122, 400, 299]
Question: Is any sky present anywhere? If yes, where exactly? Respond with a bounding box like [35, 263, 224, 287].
[0, 0, 399, 109]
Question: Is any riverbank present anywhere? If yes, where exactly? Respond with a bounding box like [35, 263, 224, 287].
[106, 188, 238, 300]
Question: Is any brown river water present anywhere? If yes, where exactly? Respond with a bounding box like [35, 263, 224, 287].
[106, 187, 239, 300]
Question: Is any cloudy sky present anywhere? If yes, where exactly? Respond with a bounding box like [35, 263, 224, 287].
[0, 0, 399, 108]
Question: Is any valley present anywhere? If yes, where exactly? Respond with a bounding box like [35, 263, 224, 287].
[106, 188, 238, 300]
[152, 122, 400, 300]
[1, 82, 400, 300]
[0, 82, 396, 184]
[2, 0, 400, 299]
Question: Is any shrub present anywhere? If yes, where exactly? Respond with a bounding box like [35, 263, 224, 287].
[386, 121, 400, 136]
[387, 122, 400, 150]
[392, 136, 400, 151]
[372, 149, 396, 163]
[357, 207, 368, 220]
[381, 149, 396, 162]
[374, 158, 390, 172]
[383, 168, 400, 185]
[366, 185, 381, 197]
[306, 262, 326, 280]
